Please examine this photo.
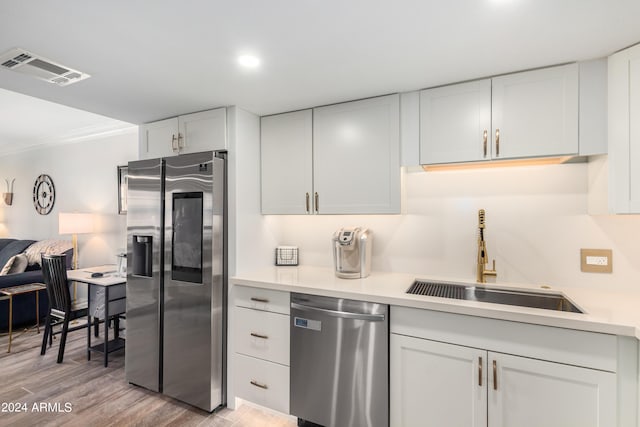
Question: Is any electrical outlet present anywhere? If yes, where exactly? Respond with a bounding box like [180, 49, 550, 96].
[586, 256, 608, 266]
[580, 249, 613, 273]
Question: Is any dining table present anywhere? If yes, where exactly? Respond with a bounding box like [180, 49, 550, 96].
[67, 265, 126, 367]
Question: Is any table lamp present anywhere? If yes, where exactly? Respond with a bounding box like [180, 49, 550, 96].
[58, 212, 94, 269]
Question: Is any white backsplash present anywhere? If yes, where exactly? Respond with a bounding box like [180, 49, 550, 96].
[264, 161, 640, 291]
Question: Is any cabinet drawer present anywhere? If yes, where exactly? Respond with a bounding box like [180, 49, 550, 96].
[235, 307, 289, 365]
[235, 286, 290, 315]
[89, 285, 126, 319]
[235, 353, 290, 414]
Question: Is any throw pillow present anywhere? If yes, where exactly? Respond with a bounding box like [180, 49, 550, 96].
[0, 239, 35, 272]
[24, 239, 73, 266]
[0, 254, 29, 275]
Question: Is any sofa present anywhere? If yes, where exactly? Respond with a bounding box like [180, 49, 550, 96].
[0, 239, 73, 331]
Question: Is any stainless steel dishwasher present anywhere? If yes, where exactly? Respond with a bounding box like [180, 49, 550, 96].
[290, 293, 389, 427]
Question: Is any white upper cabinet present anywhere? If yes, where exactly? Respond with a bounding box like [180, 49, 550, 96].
[608, 43, 640, 214]
[260, 110, 313, 214]
[139, 108, 226, 159]
[178, 108, 227, 154]
[313, 94, 401, 214]
[492, 64, 578, 160]
[261, 95, 401, 214]
[139, 117, 178, 159]
[420, 63, 581, 165]
[420, 79, 492, 164]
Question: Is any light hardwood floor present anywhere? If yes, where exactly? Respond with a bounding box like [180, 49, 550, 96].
[0, 323, 296, 427]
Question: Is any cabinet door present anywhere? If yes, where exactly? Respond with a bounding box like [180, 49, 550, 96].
[629, 51, 640, 212]
[313, 94, 400, 214]
[139, 117, 179, 159]
[420, 79, 491, 164]
[391, 334, 487, 427]
[178, 108, 227, 153]
[260, 110, 313, 214]
[492, 63, 579, 160]
[488, 352, 616, 427]
[609, 43, 640, 213]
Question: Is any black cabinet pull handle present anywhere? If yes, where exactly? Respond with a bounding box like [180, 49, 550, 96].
[250, 332, 268, 339]
[250, 380, 268, 389]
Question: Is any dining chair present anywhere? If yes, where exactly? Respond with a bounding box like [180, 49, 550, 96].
[40, 253, 90, 363]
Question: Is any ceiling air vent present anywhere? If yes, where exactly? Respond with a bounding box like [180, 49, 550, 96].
[0, 48, 90, 86]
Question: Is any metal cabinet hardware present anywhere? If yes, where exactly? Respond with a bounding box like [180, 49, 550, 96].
[493, 360, 497, 390]
[483, 130, 488, 158]
[250, 380, 268, 389]
[479, 357, 483, 386]
[171, 134, 179, 152]
[250, 297, 269, 303]
[314, 192, 319, 213]
[305, 192, 310, 213]
[177, 133, 185, 149]
[495, 129, 500, 157]
[250, 332, 269, 339]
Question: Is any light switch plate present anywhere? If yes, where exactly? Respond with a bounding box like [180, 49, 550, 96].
[580, 248, 613, 273]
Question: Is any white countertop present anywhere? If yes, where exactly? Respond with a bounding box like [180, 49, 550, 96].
[231, 266, 640, 340]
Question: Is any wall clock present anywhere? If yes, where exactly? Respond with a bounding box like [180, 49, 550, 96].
[33, 174, 56, 215]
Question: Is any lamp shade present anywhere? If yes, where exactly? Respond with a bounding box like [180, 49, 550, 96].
[58, 212, 94, 235]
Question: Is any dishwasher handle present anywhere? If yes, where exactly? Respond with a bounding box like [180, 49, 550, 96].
[291, 302, 385, 322]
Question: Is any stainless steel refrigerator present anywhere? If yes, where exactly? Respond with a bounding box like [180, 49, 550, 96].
[125, 151, 226, 412]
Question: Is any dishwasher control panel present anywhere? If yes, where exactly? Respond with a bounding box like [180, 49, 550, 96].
[294, 316, 321, 331]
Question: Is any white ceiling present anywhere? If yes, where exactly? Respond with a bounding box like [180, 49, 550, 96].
[1, 0, 640, 145]
[0, 88, 134, 155]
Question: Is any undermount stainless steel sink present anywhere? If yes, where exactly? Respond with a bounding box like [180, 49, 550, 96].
[407, 280, 583, 313]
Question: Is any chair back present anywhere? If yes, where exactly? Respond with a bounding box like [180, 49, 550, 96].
[41, 254, 71, 315]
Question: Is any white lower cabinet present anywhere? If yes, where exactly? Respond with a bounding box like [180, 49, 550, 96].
[391, 334, 486, 427]
[391, 334, 616, 427]
[235, 306, 289, 365]
[233, 286, 290, 414]
[235, 353, 290, 414]
[390, 307, 620, 427]
[488, 351, 615, 427]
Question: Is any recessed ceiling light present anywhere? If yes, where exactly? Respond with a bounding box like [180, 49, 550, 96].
[237, 54, 261, 69]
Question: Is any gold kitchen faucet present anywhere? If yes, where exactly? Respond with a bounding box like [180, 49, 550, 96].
[477, 209, 497, 283]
